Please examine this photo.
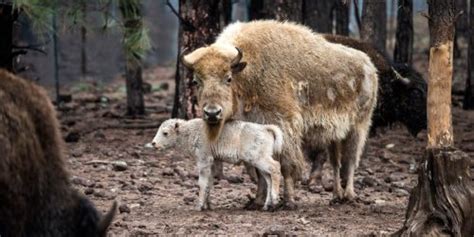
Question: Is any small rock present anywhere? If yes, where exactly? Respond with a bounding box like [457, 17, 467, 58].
[71, 176, 89, 186]
[226, 176, 244, 184]
[119, 204, 131, 213]
[298, 217, 310, 225]
[71, 150, 83, 158]
[65, 131, 80, 143]
[322, 180, 333, 192]
[394, 188, 410, 197]
[84, 188, 95, 195]
[112, 161, 128, 171]
[183, 196, 195, 203]
[374, 199, 386, 205]
[94, 131, 106, 140]
[93, 190, 108, 198]
[362, 176, 378, 187]
[138, 183, 153, 193]
[309, 185, 323, 193]
[385, 143, 395, 149]
[162, 168, 174, 176]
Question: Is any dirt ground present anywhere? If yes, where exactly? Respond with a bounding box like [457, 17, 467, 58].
[54, 67, 474, 236]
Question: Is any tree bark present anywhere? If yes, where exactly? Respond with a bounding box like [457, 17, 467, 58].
[393, 0, 413, 64]
[173, 0, 221, 119]
[463, 0, 474, 109]
[361, 0, 387, 53]
[453, 0, 468, 58]
[220, 0, 232, 26]
[263, 0, 303, 22]
[119, 0, 145, 116]
[0, 3, 14, 71]
[335, 0, 350, 36]
[303, 0, 334, 33]
[80, 0, 87, 78]
[395, 0, 474, 236]
[248, 0, 265, 20]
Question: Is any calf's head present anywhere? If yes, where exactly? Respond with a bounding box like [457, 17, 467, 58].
[181, 45, 246, 140]
[152, 119, 183, 150]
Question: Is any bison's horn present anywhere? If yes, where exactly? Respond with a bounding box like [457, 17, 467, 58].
[392, 67, 411, 86]
[180, 47, 192, 68]
[231, 47, 243, 67]
[98, 201, 117, 236]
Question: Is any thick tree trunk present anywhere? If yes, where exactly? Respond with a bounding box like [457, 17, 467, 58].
[263, 0, 303, 22]
[80, 0, 87, 78]
[393, 0, 413, 64]
[335, 0, 350, 36]
[119, 0, 145, 116]
[173, 0, 221, 119]
[463, 0, 474, 109]
[303, 0, 334, 33]
[220, 0, 232, 26]
[248, 0, 265, 20]
[395, 0, 474, 236]
[0, 4, 13, 71]
[361, 0, 387, 53]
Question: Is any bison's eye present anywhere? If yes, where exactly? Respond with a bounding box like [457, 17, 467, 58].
[225, 76, 232, 84]
[192, 79, 199, 86]
[163, 132, 168, 136]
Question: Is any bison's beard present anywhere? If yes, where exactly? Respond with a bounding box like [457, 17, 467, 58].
[205, 120, 224, 142]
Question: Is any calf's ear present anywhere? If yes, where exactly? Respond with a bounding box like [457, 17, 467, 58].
[174, 122, 180, 133]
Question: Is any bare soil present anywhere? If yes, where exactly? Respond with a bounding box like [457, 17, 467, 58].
[56, 67, 474, 236]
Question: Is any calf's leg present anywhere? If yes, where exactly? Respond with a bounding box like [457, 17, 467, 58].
[197, 156, 214, 211]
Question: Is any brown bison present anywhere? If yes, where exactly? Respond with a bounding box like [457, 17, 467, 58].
[305, 35, 427, 187]
[181, 20, 378, 207]
[0, 70, 116, 236]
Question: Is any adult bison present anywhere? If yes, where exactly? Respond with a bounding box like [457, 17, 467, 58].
[304, 35, 427, 187]
[0, 70, 116, 236]
[181, 20, 378, 208]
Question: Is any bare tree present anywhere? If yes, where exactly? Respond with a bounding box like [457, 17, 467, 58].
[172, 0, 221, 119]
[80, 0, 87, 78]
[119, 0, 147, 116]
[303, 0, 334, 33]
[361, 0, 387, 52]
[393, 0, 414, 64]
[464, 0, 474, 109]
[248, 0, 265, 20]
[0, 3, 14, 71]
[335, 0, 350, 35]
[454, 0, 468, 57]
[395, 0, 474, 235]
[263, 0, 303, 22]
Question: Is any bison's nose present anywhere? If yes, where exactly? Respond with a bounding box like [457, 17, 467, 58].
[203, 105, 222, 124]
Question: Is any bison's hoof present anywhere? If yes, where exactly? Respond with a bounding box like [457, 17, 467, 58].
[329, 197, 344, 205]
[244, 198, 264, 210]
[278, 201, 298, 210]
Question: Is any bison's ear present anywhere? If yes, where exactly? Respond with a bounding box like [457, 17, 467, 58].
[231, 62, 247, 74]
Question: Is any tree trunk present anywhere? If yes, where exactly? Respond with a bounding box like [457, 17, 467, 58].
[393, 0, 414, 64]
[0, 3, 13, 71]
[453, 0, 468, 58]
[395, 0, 474, 236]
[220, 0, 232, 26]
[361, 0, 387, 53]
[263, 0, 303, 22]
[335, 0, 350, 36]
[172, 0, 221, 119]
[80, 0, 87, 78]
[248, 0, 265, 20]
[119, 0, 145, 116]
[303, 0, 334, 33]
[463, 0, 474, 109]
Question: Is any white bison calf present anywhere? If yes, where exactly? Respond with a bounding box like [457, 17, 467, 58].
[151, 118, 283, 211]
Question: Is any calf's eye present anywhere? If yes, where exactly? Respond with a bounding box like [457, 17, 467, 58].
[163, 132, 168, 136]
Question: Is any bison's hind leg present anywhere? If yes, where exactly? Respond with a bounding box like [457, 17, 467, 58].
[329, 142, 344, 202]
[341, 125, 369, 201]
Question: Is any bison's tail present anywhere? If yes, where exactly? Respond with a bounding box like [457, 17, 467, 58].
[265, 124, 284, 155]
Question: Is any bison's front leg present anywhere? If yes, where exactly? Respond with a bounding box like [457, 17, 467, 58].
[245, 170, 266, 210]
[197, 156, 214, 211]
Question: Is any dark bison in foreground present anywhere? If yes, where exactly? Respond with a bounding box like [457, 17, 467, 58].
[0, 70, 116, 236]
[181, 20, 379, 207]
[305, 35, 428, 186]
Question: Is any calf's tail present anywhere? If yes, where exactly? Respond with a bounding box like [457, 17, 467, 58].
[265, 125, 284, 155]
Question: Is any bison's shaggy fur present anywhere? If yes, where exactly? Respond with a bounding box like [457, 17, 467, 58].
[305, 35, 428, 187]
[0, 70, 115, 237]
[182, 20, 379, 206]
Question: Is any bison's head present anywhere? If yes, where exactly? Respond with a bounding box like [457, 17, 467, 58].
[391, 64, 427, 137]
[181, 45, 246, 140]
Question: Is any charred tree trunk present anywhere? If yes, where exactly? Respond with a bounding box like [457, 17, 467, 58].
[393, 0, 414, 64]
[395, 0, 474, 236]
[0, 4, 14, 71]
[173, 0, 221, 119]
[303, 0, 334, 33]
[80, 0, 87, 78]
[361, 0, 387, 53]
[463, 0, 474, 109]
[248, 0, 265, 20]
[263, 0, 303, 22]
[453, 0, 468, 58]
[220, 0, 232, 26]
[119, 0, 145, 116]
[335, 0, 350, 36]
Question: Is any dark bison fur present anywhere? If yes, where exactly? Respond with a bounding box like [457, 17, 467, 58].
[0, 70, 116, 237]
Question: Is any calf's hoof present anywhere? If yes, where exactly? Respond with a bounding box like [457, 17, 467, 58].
[244, 198, 264, 210]
[344, 189, 356, 201]
[277, 201, 298, 210]
[196, 204, 211, 211]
